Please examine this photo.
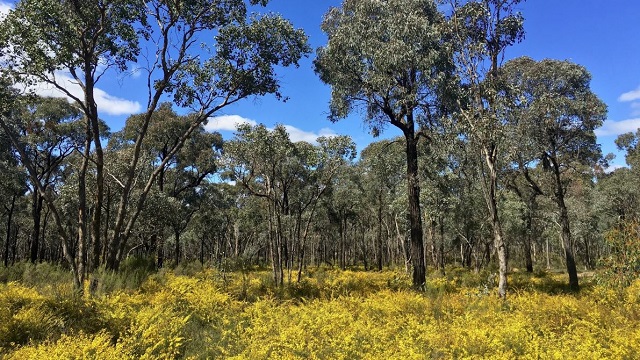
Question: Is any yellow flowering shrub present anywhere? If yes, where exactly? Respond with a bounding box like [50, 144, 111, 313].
[1, 267, 640, 359]
[7, 331, 130, 360]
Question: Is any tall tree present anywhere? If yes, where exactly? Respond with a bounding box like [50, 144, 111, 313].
[360, 139, 405, 271]
[502, 56, 607, 290]
[110, 102, 222, 266]
[447, 0, 525, 298]
[1, 0, 310, 280]
[0, 81, 27, 267]
[225, 124, 355, 285]
[17, 97, 84, 264]
[0, 0, 144, 282]
[314, 0, 453, 289]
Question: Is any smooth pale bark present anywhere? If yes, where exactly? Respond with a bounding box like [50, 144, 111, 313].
[483, 146, 507, 298]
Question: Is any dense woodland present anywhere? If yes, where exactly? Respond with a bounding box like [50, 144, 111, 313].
[0, 0, 638, 300]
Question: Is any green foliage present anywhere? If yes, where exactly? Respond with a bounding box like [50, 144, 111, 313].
[91, 256, 157, 295]
[0, 262, 73, 292]
[0, 0, 142, 83]
[501, 56, 607, 167]
[599, 221, 640, 288]
[315, 0, 450, 129]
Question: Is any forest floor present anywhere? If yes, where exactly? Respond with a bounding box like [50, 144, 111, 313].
[0, 261, 639, 359]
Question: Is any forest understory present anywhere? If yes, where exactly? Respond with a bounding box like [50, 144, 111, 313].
[1, 261, 639, 359]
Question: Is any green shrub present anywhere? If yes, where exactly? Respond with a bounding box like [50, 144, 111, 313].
[599, 221, 640, 288]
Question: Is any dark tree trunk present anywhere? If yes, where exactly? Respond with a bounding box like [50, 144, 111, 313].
[11, 225, 19, 265]
[40, 208, 49, 262]
[405, 134, 426, 290]
[523, 196, 536, 273]
[77, 123, 91, 280]
[86, 76, 104, 276]
[174, 228, 180, 266]
[30, 190, 44, 263]
[101, 186, 111, 266]
[4, 194, 16, 267]
[200, 234, 205, 265]
[377, 191, 384, 271]
[361, 224, 368, 271]
[157, 237, 165, 269]
[339, 216, 346, 270]
[551, 157, 579, 291]
[439, 217, 445, 275]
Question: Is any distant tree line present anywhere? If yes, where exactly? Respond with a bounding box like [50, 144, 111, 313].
[0, 0, 635, 297]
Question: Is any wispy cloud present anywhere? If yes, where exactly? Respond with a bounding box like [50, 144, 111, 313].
[206, 115, 338, 144]
[1, 3, 141, 118]
[604, 163, 626, 174]
[619, 87, 640, 102]
[205, 115, 258, 132]
[283, 125, 337, 143]
[595, 118, 640, 137]
[31, 73, 141, 116]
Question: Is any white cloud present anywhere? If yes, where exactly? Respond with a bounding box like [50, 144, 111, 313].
[283, 125, 337, 143]
[619, 87, 640, 102]
[206, 114, 338, 144]
[205, 115, 257, 132]
[30, 72, 141, 116]
[595, 118, 640, 137]
[604, 163, 626, 174]
[1, 5, 139, 117]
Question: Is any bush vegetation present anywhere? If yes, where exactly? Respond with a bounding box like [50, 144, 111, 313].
[1, 263, 639, 359]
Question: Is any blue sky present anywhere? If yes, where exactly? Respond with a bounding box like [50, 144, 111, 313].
[2, 0, 639, 169]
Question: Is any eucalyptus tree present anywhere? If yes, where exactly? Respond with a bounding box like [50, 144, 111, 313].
[360, 139, 405, 270]
[293, 136, 356, 280]
[445, 135, 492, 271]
[225, 124, 355, 284]
[17, 97, 85, 264]
[315, 0, 455, 289]
[501, 57, 607, 290]
[566, 177, 600, 270]
[616, 130, 640, 172]
[0, 94, 88, 285]
[596, 168, 639, 223]
[503, 166, 543, 272]
[417, 119, 463, 273]
[446, 0, 525, 297]
[109, 102, 222, 266]
[0, 88, 27, 267]
[188, 183, 242, 265]
[1, 0, 310, 278]
[0, 0, 145, 278]
[588, 133, 640, 227]
[323, 161, 363, 270]
[225, 124, 298, 284]
[103, 1, 310, 271]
